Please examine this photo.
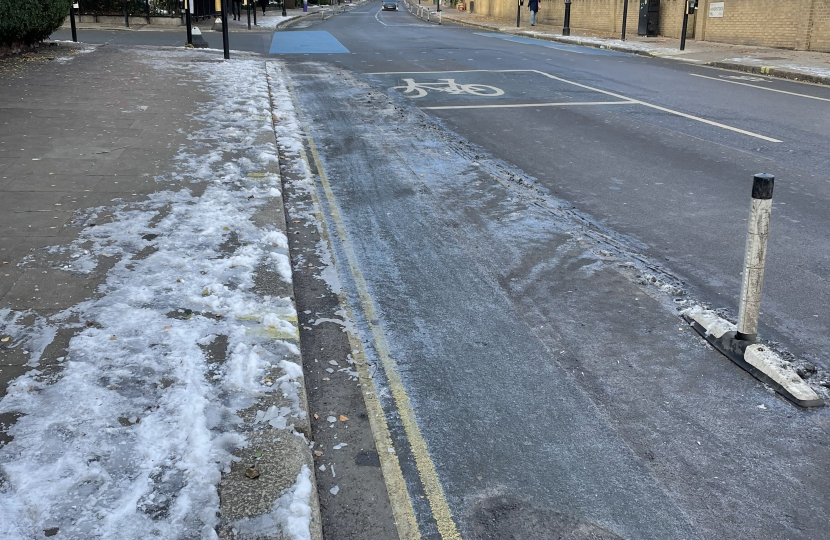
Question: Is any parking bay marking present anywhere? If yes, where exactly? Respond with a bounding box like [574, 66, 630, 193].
[690, 73, 830, 103]
[371, 69, 782, 142]
[423, 100, 635, 110]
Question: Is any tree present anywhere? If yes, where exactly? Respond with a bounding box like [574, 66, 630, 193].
[0, 0, 72, 47]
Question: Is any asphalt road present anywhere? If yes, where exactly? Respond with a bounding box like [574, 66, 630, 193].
[53, 7, 830, 359]
[52, 6, 830, 539]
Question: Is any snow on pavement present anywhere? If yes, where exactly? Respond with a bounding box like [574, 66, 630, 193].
[0, 55, 311, 539]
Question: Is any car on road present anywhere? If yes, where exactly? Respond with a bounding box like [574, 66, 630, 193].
[382, 0, 398, 10]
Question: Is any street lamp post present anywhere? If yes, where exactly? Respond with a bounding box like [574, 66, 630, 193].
[621, 0, 628, 40]
[680, 0, 696, 50]
[220, 0, 230, 59]
[563, 0, 571, 36]
[185, 0, 193, 44]
[70, 1, 78, 42]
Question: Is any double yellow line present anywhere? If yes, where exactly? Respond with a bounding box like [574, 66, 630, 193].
[273, 63, 462, 540]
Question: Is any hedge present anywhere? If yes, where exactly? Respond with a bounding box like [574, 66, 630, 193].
[0, 0, 72, 46]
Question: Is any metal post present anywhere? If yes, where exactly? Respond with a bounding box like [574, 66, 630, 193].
[516, 0, 520, 27]
[70, 2, 78, 42]
[621, 0, 628, 40]
[221, 0, 230, 59]
[563, 0, 571, 35]
[124, 0, 130, 27]
[680, 3, 689, 50]
[282, 0, 287, 17]
[437, 0, 440, 12]
[736, 174, 775, 342]
[303, 0, 307, 12]
[145, 0, 151, 23]
[254, 0, 258, 24]
[186, 0, 193, 43]
[247, 0, 251, 28]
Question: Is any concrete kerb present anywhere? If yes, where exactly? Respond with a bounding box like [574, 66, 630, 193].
[440, 13, 830, 86]
[213, 61, 322, 540]
[700, 60, 830, 86]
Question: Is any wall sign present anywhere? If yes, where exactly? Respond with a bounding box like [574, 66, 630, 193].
[709, 1, 724, 17]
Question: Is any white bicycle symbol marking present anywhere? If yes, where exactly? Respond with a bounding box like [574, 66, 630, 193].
[392, 78, 505, 98]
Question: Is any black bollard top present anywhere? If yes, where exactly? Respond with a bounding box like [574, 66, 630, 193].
[752, 173, 774, 200]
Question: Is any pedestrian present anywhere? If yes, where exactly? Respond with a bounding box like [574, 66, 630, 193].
[232, 0, 242, 19]
[528, 0, 538, 25]
[260, 0, 268, 14]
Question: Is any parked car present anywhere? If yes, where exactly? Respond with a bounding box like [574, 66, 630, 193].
[382, 0, 398, 10]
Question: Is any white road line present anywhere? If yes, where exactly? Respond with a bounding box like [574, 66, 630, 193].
[375, 5, 435, 27]
[690, 73, 830, 102]
[372, 69, 783, 142]
[531, 70, 783, 142]
[368, 69, 533, 75]
[422, 100, 635, 110]
[375, 8, 388, 25]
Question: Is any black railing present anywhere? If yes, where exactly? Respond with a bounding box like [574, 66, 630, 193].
[76, 0, 215, 18]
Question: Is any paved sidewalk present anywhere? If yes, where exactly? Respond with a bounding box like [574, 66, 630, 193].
[441, 9, 830, 85]
[0, 44, 321, 539]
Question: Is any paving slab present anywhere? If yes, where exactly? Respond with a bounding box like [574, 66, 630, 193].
[0, 44, 323, 540]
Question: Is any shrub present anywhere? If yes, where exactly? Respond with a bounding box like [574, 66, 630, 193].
[0, 0, 72, 46]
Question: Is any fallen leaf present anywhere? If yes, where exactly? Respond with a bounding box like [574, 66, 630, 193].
[254, 449, 263, 458]
[109, 336, 117, 341]
[223, 226, 230, 231]
[264, 378, 272, 383]
[339, 415, 349, 422]
[164, 326, 171, 330]
[28, 386, 34, 391]
[0, 336, 10, 342]
[108, 385, 118, 390]
[313, 414, 319, 419]
[245, 467, 260, 479]
[314, 450, 323, 457]
[85, 321, 94, 327]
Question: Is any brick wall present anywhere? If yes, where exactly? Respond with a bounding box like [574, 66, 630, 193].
[695, 0, 813, 49]
[811, 0, 830, 51]
[470, 0, 830, 50]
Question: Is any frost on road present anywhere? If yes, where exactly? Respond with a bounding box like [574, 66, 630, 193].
[0, 55, 311, 539]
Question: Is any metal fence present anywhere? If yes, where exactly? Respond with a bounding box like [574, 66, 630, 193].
[76, 0, 216, 18]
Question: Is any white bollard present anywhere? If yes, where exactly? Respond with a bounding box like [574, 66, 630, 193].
[736, 173, 775, 342]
